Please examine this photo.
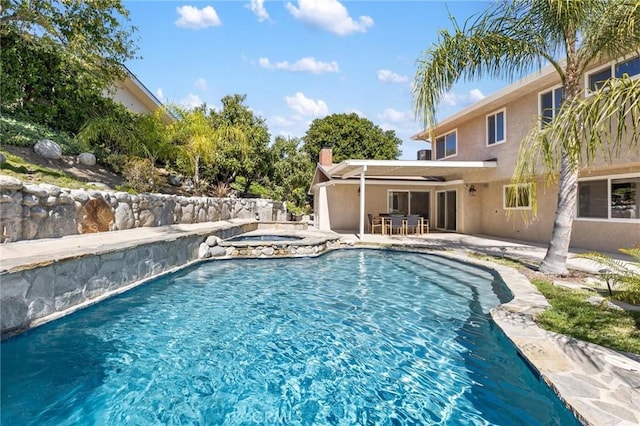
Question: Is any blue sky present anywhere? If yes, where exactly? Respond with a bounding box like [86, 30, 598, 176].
[124, 1, 509, 159]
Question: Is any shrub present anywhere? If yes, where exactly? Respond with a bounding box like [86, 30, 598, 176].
[103, 154, 130, 174]
[211, 182, 231, 197]
[579, 247, 640, 304]
[122, 157, 158, 193]
[0, 115, 86, 154]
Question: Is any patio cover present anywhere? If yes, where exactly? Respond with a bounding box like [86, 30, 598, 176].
[315, 159, 498, 236]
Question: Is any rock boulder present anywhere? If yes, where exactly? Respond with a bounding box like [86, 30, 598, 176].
[34, 139, 62, 160]
[78, 152, 96, 166]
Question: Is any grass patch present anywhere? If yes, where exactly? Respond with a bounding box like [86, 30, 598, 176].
[533, 279, 640, 354]
[0, 150, 97, 189]
[467, 252, 527, 269]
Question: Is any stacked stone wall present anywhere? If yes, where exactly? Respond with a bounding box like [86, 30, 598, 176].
[1, 233, 205, 339]
[0, 176, 287, 242]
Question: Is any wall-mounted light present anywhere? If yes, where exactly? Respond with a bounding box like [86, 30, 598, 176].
[469, 185, 477, 197]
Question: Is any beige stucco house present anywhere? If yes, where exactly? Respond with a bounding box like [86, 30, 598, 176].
[107, 67, 173, 123]
[309, 56, 639, 253]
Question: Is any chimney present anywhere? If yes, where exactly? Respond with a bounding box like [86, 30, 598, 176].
[319, 145, 333, 166]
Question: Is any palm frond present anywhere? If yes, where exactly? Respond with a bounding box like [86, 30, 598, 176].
[413, 1, 558, 137]
[577, 0, 640, 72]
[514, 76, 640, 186]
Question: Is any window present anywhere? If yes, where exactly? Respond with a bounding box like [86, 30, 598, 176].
[539, 86, 563, 126]
[387, 191, 431, 218]
[588, 66, 612, 91]
[487, 109, 506, 145]
[586, 54, 640, 93]
[615, 56, 640, 79]
[388, 191, 409, 215]
[503, 184, 532, 210]
[435, 130, 457, 160]
[578, 175, 640, 220]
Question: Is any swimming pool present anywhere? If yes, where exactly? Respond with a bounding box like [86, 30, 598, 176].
[0, 249, 579, 425]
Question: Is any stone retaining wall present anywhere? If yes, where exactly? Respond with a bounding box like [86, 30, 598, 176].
[0, 176, 287, 243]
[1, 232, 205, 339]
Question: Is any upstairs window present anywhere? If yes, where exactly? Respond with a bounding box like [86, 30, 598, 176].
[586, 54, 640, 93]
[615, 56, 640, 78]
[435, 130, 457, 160]
[487, 109, 506, 146]
[588, 66, 612, 91]
[539, 86, 563, 126]
[504, 184, 532, 210]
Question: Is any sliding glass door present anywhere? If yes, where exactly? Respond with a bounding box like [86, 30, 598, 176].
[436, 190, 457, 231]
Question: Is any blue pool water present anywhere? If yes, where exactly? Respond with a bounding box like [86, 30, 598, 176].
[1, 249, 579, 425]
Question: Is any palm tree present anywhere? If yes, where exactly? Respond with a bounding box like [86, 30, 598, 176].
[413, 0, 640, 274]
[169, 106, 247, 191]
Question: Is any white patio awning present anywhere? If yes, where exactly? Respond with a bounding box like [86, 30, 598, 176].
[325, 159, 497, 180]
[317, 159, 497, 237]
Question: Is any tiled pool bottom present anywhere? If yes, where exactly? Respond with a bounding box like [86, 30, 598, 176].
[1, 250, 580, 425]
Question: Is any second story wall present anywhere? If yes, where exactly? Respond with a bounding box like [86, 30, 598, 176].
[428, 62, 639, 182]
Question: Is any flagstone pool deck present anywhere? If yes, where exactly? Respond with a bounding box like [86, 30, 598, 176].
[1, 221, 638, 425]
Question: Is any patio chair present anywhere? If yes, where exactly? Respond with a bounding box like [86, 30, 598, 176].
[389, 215, 406, 235]
[419, 217, 429, 234]
[405, 214, 421, 234]
[368, 213, 386, 234]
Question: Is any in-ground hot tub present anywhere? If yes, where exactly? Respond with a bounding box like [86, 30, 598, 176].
[207, 224, 342, 259]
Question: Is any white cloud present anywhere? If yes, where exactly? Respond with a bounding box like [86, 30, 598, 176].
[194, 78, 208, 91]
[155, 88, 165, 101]
[286, 0, 373, 36]
[378, 108, 411, 123]
[441, 88, 486, 108]
[377, 69, 408, 84]
[175, 5, 221, 29]
[259, 57, 339, 74]
[349, 109, 366, 118]
[271, 115, 305, 127]
[247, 0, 270, 22]
[284, 92, 328, 117]
[180, 93, 204, 109]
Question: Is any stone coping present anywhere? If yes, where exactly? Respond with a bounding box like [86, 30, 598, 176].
[449, 252, 640, 426]
[0, 219, 254, 273]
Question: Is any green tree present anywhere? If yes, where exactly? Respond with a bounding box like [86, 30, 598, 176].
[302, 113, 402, 164]
[413, 0, 640, 274]
[268, 136, 314, 211]
[0, 0, 137, 87]
[170, 106, 247, 191]
[0, 28, 120, 133]
[205, 94, 270, 189]
[76, 103, 141, 158]
[133, 108, 177, 167]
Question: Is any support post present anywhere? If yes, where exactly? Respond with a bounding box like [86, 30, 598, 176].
[359, 166, 367, 237]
